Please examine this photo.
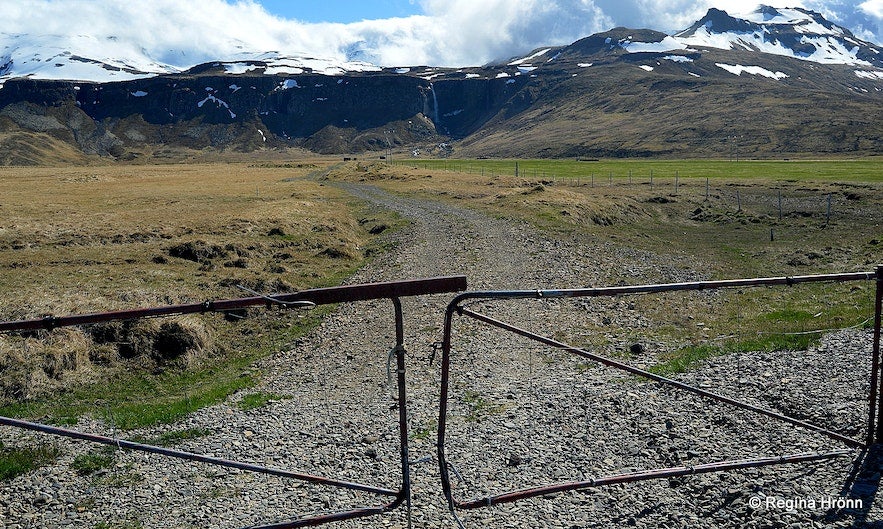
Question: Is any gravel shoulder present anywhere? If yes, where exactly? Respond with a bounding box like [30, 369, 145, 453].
[1, 182, 880, 529]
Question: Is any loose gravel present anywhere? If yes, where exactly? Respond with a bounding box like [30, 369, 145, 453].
[1, 183, 879, 528]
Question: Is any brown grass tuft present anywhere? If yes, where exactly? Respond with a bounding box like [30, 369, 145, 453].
[0, 329, 95, 400]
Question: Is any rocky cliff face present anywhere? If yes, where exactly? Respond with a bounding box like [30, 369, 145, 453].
[0, 68, 532, 160]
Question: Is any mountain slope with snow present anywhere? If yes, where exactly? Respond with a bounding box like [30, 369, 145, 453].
[1, 5, 882, 162]
[675, 6, 883, 68]
[1, 5, 882, 85]
[0, 32, 382, 86]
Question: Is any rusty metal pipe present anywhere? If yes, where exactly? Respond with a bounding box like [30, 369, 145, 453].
[455, 450, 854, 509]
[458, 307, 863, 449]
[871, 265, 883, 444]
[445, 271, 874, 307]
[247, 506, 389, 529]
[248, 505, 394, 528]
[392, 297, 413, 526]
[0, 276, 468, 334]
[0, 416, 397, 496]
[437, 301, 459, 512]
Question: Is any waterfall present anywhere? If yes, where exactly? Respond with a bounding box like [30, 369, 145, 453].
[429, 82, 440, 125]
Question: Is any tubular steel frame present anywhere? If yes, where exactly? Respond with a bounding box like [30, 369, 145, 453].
[0, 276, 467, 528]
[437, 268, 883, 516]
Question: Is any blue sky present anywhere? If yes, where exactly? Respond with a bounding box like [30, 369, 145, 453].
[256, 0, 421, 23]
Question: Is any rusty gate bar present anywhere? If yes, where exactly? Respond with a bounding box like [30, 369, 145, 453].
[0, 276, 467, 528]
[393, 298, 412, 524]
[0, 276, 468, 333]
[456, 450, 854, 509]
[437, 269, 879, 516]
[439, 271, 874, 305]
[873, 265, 883, 443]
[456, 306, 863, 449]
[0, 416, 396, 496]
[246, 297, 414, 529]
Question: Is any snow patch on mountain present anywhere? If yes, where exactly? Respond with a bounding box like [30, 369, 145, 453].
[740, 7, 834, 32]
[716, 63, 788, 80]
[197, 92, 235, 118]
[683, 25, 872, 66]
[222, 53, 380, 77]
[509, 48, 551, 66]
[621, 36, 686, 54]
[224, 63, 258, 75]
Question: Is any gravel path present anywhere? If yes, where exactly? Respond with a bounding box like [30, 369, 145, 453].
[1, 183, 880, 528]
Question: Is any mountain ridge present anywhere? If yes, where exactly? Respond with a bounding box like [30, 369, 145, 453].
[1, 5, 882, 163]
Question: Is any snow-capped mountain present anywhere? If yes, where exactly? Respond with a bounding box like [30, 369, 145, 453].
[675, 6, 883, 68]
[0, 32, 381, 86]
[499, 5, 883, 73]
[1, 5, 881, 86]
[0, 33, 179, 83]
[1, 5, 882, 163]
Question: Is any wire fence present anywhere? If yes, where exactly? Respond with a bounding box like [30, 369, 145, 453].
[392, 160, 866, 224]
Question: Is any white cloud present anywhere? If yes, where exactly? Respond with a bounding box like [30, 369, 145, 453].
[862, 0, 883, 16]
[0, 0, 880, 69]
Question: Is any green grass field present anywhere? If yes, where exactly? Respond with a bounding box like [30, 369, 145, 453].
[398, 158, 883, 183]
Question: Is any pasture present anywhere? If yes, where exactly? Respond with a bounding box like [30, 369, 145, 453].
[1, 155, 880, 434]
[0, 160, 402, 425]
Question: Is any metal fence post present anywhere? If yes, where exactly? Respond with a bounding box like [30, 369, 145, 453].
[391, 297, 413, 525]
[872, 265, 883, 444]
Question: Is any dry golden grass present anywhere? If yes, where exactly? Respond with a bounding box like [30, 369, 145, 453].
[0, 160, 401, 401]
[0, 161, 375, 315]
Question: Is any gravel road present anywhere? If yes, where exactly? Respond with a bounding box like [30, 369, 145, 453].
[1, 182, 880, 529]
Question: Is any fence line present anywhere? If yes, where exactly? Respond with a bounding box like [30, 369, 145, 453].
[391, 160, 852, 221]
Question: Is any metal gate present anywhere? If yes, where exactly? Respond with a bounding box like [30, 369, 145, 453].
[2, 268, 882, 526]
[436, 268, 882, 522]
[0, 276, 467, 528]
